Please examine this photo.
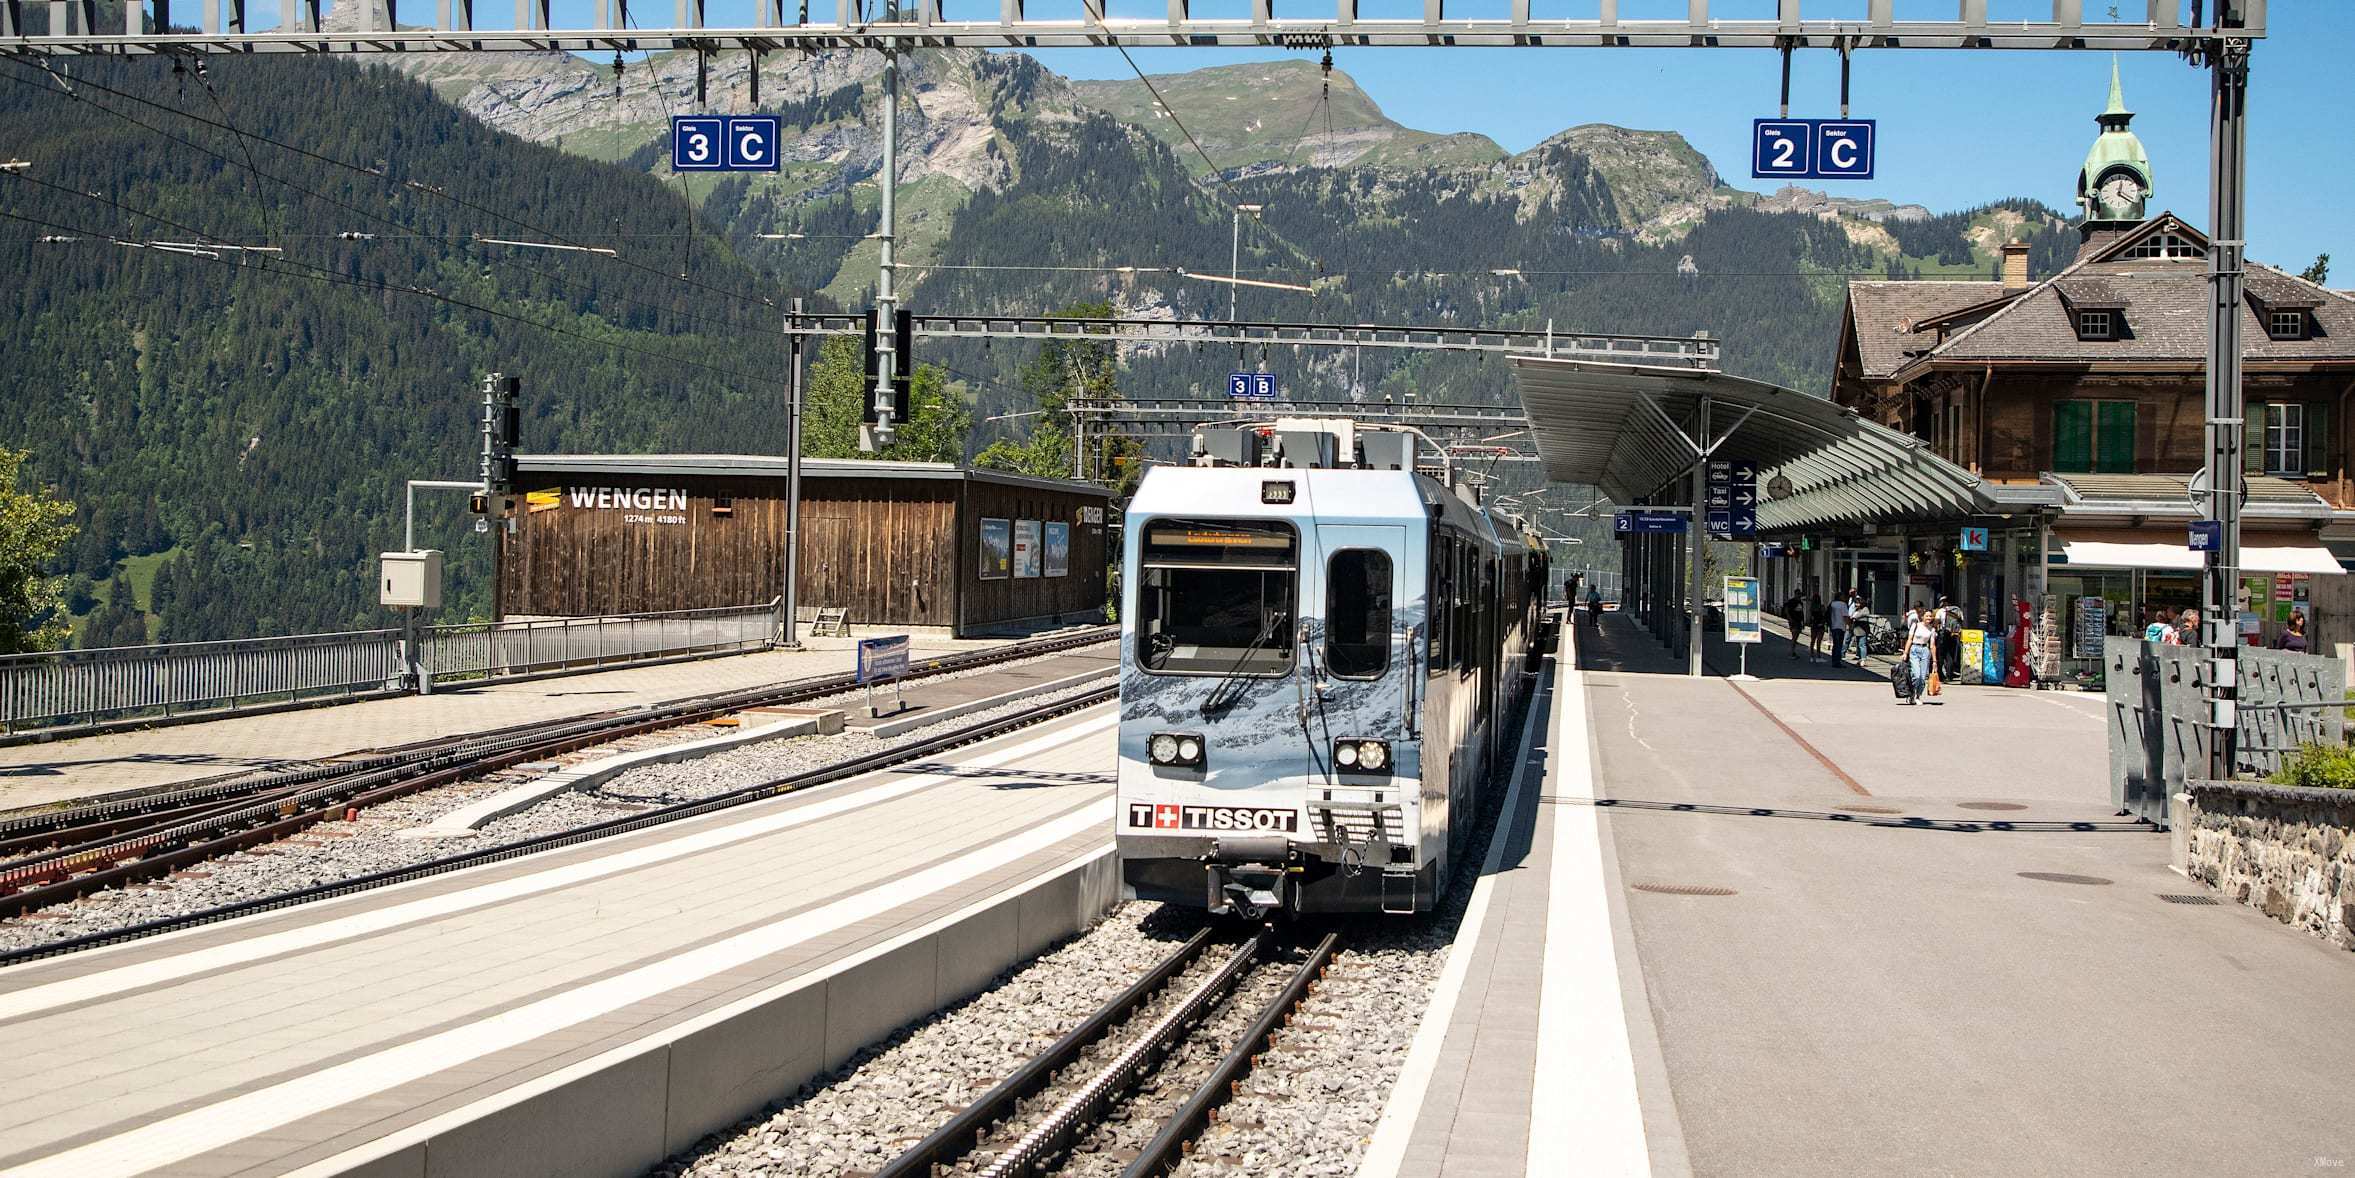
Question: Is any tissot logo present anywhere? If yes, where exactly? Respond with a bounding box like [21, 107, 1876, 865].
[1125, 803, 1297, 833]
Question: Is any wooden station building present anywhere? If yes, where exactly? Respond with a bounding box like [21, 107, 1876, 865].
[498, 454, 1113, 635]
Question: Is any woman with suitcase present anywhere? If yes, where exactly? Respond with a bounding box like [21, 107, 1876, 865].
[1897, 604, 1941, 706]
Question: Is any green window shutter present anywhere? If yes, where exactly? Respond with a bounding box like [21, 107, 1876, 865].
[2052, 402, 2093, 473]
[2095, 401, 2138, 473]
[2245, 402, 2266, 476]
[2304, 402, 2331, 479]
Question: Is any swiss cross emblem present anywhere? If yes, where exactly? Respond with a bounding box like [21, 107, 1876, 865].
[1154, 804, 1180, 829]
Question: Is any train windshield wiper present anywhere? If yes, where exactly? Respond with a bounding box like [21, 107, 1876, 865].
[1199, 609, 1287, 721]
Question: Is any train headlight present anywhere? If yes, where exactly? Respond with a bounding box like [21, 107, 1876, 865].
[1149, 732, 1205, 768]
[1336, 739, 1391, 774]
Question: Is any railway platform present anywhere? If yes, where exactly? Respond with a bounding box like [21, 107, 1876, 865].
[1364, 613, 2355, 1177]
[0, 634, 1021, 814]
[0, 701, 1120, 1178]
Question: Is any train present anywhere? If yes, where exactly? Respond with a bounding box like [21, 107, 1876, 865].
[1115, 417, 1552, 918]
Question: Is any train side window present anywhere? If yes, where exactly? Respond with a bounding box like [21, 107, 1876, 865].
[1324, 549, 1391, 679]
[1428, 536, 1450, 675]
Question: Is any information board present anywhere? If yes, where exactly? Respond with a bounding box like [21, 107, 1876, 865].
[856, 634, 909, 684]
[2074, 595, 2108, 659]
[1723, 576, 1762, 644]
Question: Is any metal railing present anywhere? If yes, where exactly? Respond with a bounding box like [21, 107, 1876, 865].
[419, 603, 778, 683]
[0, 602, 778, 738]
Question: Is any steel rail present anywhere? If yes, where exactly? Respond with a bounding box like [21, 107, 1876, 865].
[0, 679, 1117, 969]
[1125, 932, 1342, 1176]
[872, 928, 1219, 1178]
[0, 627, 1115, 913]
[980, 933, 1272, 1178]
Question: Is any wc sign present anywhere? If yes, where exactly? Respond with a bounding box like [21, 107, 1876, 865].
[1751, 119, 1876, 181]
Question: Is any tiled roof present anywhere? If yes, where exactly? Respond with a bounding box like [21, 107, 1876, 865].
[1882, 214, 2355, 373]
[1840, 281, 2006, 379]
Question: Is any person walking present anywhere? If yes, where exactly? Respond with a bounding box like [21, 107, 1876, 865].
[1847, 591, 1872, 662]
[1784, 590, 1808, 659]
[2142, 607, 2176, 645]
[1585, 583, 1603, 628]
[1827, 590, 1851, 666]
[2276, 610, 2309, 653]
[1901, 601, 1940, 705]
[1807, 591, 1828, 662]
[1936, 596, 1964, 678]
[2177, 607, 2202, 647]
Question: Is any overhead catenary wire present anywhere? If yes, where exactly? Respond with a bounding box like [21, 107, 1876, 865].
[0, 65, 784, 341]
[0, 57, 781, 318]
[0, 204, 777, 386]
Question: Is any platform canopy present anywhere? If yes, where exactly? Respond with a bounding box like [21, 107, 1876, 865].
[1510, 357, 2032, 530]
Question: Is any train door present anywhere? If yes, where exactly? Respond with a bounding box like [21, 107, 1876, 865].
[1313, 525, 1407, 747]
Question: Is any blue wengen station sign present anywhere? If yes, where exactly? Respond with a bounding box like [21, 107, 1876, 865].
[670, 115, 782, 172]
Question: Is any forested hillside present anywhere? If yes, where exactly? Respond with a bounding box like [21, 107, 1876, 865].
[2, 41, 2081, 646]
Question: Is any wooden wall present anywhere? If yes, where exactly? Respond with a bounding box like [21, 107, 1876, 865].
[503, 474, 792, 617]
[955, 480, 1111, 632]
[500, 468, 1109, 633]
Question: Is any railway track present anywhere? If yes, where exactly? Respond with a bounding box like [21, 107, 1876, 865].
[879, 927, 1341, 1178]
[0, 627, 1115, 923]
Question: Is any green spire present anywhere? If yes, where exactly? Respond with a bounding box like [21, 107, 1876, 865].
[2099, 56, 2132, 124]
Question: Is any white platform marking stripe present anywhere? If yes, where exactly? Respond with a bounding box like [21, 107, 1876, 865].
[0, 713, 1114, 1024]
[6, 797, 1116, 1178]
[1527, 649, 1652, 1175]
[1353, 661, 1555, 1178]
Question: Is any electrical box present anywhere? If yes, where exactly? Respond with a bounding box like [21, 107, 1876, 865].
[380, 550, 444, 609]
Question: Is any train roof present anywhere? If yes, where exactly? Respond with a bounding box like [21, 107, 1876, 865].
[1127, 466, 1528, 555]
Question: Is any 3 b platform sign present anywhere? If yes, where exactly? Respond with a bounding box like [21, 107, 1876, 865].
[1227, 372, 1280, 402]
[670, 115, 781, 172]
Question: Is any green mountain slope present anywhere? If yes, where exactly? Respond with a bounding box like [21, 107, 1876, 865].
[1069, 59, 1505, 173]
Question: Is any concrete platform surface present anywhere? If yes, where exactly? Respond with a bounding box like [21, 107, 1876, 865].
[0, 703, 1119, 1178]
[0, 635, 1031, 813]
[1370, 614, 2355, 1178]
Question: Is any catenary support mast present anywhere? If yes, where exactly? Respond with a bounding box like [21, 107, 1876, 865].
[2200, 2, 2254, 780]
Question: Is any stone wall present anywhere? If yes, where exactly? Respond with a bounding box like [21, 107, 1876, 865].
[2184, 780, 2355, 952]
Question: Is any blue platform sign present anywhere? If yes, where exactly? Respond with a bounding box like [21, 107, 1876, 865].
[1615, 510, 1688, 535]
[671, 115, 782, 173]
[1752, 118, 1876, 180]
[2189, 520, 2223, 552]
[1227, 372, 1280, 402]
[1705, 456, 1759, 539]
[856, 634, 910, 684]
[726, 116, 781, 170]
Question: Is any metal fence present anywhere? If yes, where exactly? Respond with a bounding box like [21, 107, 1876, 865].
[2103, 636, 2346, 824]
[419, 604, 777, 683]
[0, 602, 777, 738]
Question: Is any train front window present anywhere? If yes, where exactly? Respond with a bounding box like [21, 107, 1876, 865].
[1325, 549, 1392, 679]
[1138, 520, 1298, 675]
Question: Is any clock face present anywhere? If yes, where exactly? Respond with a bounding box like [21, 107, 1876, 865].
[2097, 174, 2145, 215]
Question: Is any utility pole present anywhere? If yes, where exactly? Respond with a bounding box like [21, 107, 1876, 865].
[2199, 1, 2253, 781]
[784, 298, 806, 648]
[1686, 399, 1709, 679]
[866, 43, 901, 451]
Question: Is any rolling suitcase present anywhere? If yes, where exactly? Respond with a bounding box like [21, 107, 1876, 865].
[1889, 660, 1912, 701]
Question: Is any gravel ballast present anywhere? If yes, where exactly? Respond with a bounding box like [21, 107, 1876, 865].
[652, 692, 1533, 1178]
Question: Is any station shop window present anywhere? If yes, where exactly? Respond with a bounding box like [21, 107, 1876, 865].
[1324, 549, 1392, 679]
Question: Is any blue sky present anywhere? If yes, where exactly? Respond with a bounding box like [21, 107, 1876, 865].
[1014, 3, 2347, 279]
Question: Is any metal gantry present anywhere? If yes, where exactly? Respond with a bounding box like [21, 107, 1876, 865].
[0, 0, 2264, 56]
